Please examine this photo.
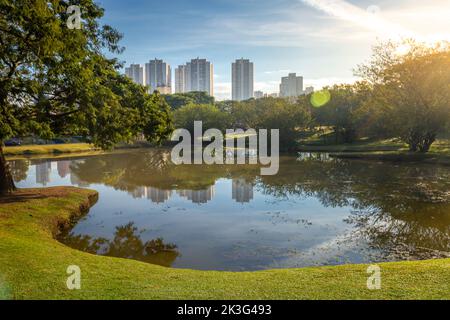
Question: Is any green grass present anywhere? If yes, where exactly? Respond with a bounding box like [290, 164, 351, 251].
[0, 187, 449, 300]
[3, 143, 98, 156]
[298, 138, 450, 158]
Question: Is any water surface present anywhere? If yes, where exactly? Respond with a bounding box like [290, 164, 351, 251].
[9, 149, 450, 271]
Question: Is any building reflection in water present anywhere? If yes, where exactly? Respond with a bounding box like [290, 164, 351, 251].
[131, 186, 172, 204]
[57, 160, 71, 178]
[35, 162, 51, 186]
[232, 178, 254, 203]
[177, 185, 215, 204]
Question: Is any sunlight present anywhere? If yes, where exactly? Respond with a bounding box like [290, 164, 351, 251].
[300, 0, 450, 43]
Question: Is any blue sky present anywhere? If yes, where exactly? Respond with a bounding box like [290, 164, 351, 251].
[97, 0, 450, 100]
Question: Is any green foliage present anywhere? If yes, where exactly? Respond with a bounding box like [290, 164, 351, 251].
[0, 0, 172, 192]
[0, 0, 172, 147]
[311, 83, 372, 143]
[173, 104, 231, 134]
[236, 98, 312, 151]
[173, 98, 312, 151]
[356, 40, 450, 152]
[163, 91, 215, 110]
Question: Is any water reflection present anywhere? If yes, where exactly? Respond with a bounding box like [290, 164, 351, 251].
[9, 149, 450, 270]
[61, 222, 179, 267]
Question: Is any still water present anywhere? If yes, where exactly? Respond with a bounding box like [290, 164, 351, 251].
[9, 149, 450, 271]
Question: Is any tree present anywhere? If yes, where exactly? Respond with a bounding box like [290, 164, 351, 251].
[163, 91, 214, 110]
[173, 104, 231, 134]
[0, 0, 172, 194]
[231, 97, 312, 151]
[311, 83, 372, 143]
[356, 40, 450, 152]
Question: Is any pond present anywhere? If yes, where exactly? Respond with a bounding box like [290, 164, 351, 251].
[8, 149, 450, 271]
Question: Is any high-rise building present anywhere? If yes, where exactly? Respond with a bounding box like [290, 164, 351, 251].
[175, 65, 187, 93]
[232, 58, 254, 101]
[280, 73, 304, 97]
[177, 58, 213, 96]
[254, 91, 264, 99]
[304, 86, 314, 95]
[125, 64, 144, 85]
[145, 59, 171, 94]
[232, 179, 254, 203]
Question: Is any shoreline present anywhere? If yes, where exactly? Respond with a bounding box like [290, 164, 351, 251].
[0, 186, 449, 299]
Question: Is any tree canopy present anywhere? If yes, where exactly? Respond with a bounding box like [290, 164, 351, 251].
[356, 40, 450, 152]
[0, 0, 173, 193]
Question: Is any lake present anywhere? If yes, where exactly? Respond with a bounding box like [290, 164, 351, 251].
[8, 149, 450, 271]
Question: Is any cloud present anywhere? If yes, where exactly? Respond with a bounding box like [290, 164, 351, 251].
[299, 0, 414, 39]
[264, 69, 291, 75]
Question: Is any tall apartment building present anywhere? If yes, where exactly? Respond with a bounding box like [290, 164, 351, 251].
[175, 65, 187, 93]
[232, 58, 254, 101]
[145, 59, 171, 94]
[175, 58, 214, 96]
[125, 64, 144, 86]
[279, 73, 304, 97]
[254, 91, 264, 99]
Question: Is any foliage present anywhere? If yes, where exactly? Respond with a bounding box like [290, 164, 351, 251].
[163, 91, 215, 110]
[311, 83, 372, 143]
[0, 0, 172, 193]
[356, 40, 450, 152]
[173, 103, 231, 134]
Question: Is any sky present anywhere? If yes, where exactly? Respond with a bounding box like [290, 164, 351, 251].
[97, 0, 450, 100]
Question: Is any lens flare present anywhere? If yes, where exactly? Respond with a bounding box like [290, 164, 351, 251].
[311, 90, 331, 107]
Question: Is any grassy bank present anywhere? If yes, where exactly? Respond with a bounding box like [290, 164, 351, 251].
[298, 139, 450, 164]
[3, 143, 98, 156]
[0, 187, 449, 300]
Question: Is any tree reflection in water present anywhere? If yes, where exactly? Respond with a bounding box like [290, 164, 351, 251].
[63, 222, 180, 267]
[9, 149, 450, 266]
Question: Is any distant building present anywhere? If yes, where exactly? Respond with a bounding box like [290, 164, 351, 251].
[145, 59, 171, 94]
[304, 86, 314, 95]
[177, 185, 215, 204]
[175, 65, 187, 93]
[125, 64, 144, 85]
[232, 179, 254, 203]
[254, 91, 264, 99]
[177, 58, 214, 96]
[280, 73, 303, 97]
[36, 162, 51, 186]
[57, 161, 71, 178]
[232, 58, 254, 101]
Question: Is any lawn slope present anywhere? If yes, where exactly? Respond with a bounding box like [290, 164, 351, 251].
[0, 187, 449, 300]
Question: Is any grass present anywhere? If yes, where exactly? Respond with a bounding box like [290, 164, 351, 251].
[0, 187, 449, 300]
[298, 138, 450, 166]
[3, 143, 98, 156]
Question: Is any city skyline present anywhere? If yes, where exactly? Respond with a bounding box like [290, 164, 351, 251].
[99, 0, 450, 100]
[126, 58, 311, 100]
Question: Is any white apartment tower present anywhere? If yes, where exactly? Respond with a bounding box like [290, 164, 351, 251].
[125, 64, 144, 86]
[145, 58, 171, 94]
[176, 58, 213, 96]
[175, 65, 187, 93]
[280, 73, 304, 97]
[232, 58, 254, 101]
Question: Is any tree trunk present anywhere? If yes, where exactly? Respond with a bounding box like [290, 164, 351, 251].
[0, 144, 16, 195]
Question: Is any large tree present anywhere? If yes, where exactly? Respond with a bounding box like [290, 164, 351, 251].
[356, 40, 450, 152]
[0, 0, 172, 194]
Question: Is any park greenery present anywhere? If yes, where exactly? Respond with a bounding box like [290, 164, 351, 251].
[170, 40, 450, 153]
[0, 186, 449, 299]
[1, 0, 449, 196]
[0, 0, 172, 194]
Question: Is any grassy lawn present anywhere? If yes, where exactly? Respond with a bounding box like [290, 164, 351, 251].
[0, 187, 449, 300]
[3, 143, 98, 156]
